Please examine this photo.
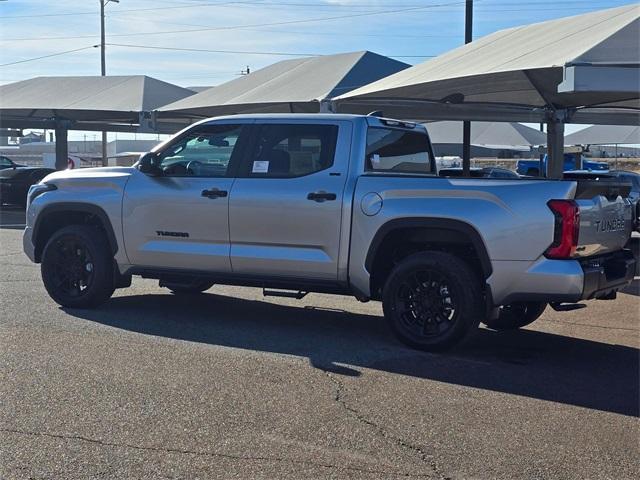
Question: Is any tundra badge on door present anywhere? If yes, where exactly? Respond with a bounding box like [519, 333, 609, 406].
[156, 231, 190, 238]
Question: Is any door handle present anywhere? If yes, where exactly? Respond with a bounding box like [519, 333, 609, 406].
[307, 191, 337, 202]
[201, 188, 228, 199]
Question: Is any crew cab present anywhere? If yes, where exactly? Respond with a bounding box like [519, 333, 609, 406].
[23, 114, 636, 351]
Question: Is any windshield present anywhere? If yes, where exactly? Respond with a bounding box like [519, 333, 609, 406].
[0, 156, 14, 167]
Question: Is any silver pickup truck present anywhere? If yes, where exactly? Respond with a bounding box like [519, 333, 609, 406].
[23, 114, 636, 350]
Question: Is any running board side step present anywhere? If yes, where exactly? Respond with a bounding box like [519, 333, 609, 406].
[263, 289, 308, 300]
[550, 302, 587, 312]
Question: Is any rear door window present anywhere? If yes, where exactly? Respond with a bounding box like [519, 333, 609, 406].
[366, 128, 434, 174]
[242, 124, 338, 178]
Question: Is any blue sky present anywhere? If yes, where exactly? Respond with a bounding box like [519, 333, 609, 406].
[0, 0, 635, 87]
[0, 0, 636, 140]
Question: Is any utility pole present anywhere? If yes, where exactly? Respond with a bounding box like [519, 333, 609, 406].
[99, 0, 119, 166]
[462, 0, 473, 176]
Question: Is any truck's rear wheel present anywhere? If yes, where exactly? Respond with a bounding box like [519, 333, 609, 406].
[162, 279, 214, 294]
[41, 225, 115, 308]
[483, 302, 546, 330]
[382, 251, 483, 351]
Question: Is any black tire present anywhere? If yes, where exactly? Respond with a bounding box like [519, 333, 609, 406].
[483, 302, 546, 330]
[163, 279, 214, 294]
[382, 251, 484, 351]
[41, 225, 115, 308]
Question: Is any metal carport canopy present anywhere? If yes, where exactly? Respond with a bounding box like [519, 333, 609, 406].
[157, 51, 409, 121]
[565, 125, 640, 145]
[334, 4, 640, 177]
[0, 75, 195, 169]
[426, 121, 547, 147]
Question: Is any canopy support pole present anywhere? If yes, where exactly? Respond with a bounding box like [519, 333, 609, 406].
[319, 99, 334, 113]
[546, 113, 565, 179]
[462, 0, 473, 176]
[462, 121, 471, 175]
[54, 122, 68, 171]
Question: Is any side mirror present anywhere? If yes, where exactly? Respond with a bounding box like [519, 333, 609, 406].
[137, 152, 162, 176]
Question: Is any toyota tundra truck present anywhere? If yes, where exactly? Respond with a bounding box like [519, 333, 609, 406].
[23, 114, 636, 350]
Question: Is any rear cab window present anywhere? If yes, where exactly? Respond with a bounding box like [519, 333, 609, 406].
[365, 126, 435, 175]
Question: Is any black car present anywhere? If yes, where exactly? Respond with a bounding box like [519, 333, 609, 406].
[0, 167, 55, 207]
[0, 155, 25, 170]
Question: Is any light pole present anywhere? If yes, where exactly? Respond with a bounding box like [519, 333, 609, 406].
[100, 0, 119, 166]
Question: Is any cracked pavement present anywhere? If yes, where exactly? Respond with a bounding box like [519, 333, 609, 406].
[1, 218, 639, 479]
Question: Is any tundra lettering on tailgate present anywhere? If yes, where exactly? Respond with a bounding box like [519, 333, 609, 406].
[594, 217, 626, 233]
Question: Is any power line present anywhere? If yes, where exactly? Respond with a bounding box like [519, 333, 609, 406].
[110, 17, 463, 37]
[0, 1, 620, 42]
[0, 1, 264, 19]
[0, 0, 456, 19]
[0, 1, 468, 42]
[106, 42, 436, 58]
[0, 45, 98, 67]
[0, 0, 623, 19]
[107, 43, 322, 57]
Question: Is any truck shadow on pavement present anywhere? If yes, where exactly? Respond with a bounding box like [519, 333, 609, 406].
[66, 292, 639, 418]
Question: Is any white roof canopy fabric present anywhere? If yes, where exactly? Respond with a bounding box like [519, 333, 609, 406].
[426, 121, 547, 147]
[159, 51, 409, 119]
[0, 75, 195, 119]
[0, 75, 195, 131]
[335, 5, 640, 125]
[565, 125, 640, 145]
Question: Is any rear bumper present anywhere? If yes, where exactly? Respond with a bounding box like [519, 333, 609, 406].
[489, 250, 636, 305]
[580, 250, 636, 300]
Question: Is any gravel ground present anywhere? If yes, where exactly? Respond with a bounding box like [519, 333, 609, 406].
[1, 208, 638, 479]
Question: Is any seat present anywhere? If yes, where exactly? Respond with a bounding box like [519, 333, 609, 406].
[263, 149, 291, 175]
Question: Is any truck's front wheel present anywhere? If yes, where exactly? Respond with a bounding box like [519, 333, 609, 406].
[41, 225, 115, 308]
[483, 302, 546, 330]
[382, 252, 483, 351]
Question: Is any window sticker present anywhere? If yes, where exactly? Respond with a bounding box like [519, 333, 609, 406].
[252, 160, 269, 173]
[371, 153, 381, 167]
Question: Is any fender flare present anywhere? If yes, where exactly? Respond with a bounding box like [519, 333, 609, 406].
[364, 217, 493, 278]
[33, 202, 118, 261]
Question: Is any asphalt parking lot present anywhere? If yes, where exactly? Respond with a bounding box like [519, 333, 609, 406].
[1, 206, 638, 479]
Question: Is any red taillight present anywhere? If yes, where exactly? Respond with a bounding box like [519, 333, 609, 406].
[545, 200, 580, 259]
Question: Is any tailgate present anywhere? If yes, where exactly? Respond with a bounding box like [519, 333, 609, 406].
[575, 194, 634, 257]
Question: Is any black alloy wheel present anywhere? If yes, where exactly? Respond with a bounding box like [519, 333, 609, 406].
[383, 251, 483, 351]
[393, 269, 459, 340]
[41, 225, 114, 308]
